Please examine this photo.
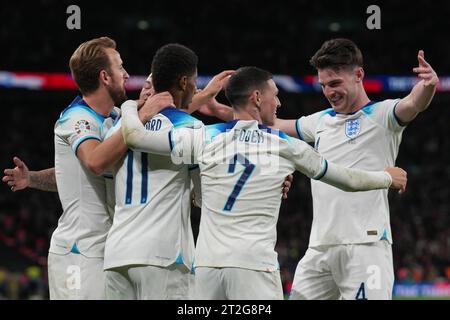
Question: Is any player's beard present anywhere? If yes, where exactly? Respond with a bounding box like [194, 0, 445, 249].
[107, 80, 127, 107]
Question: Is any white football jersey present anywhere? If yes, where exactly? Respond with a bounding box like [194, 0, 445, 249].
[103, 106, 199, 271]
[296, 99, 405, 246]
[171, 120, 331, 272]
[120, 104, 393, 273]
[51, 96, 118, 258]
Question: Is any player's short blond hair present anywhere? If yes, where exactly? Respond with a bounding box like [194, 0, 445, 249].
[69, 36, 116, 95]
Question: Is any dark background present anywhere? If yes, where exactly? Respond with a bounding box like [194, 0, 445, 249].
[0, 0, 449, 299]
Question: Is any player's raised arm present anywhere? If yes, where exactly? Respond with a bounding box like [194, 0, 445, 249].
[287, 139, 407, 192]
[195, 96, 234, 121]
[3, 157, 57, 192]
[184, 70, 235, 119]
[395, 50, 439, 124]
[121, 100, 173, 155]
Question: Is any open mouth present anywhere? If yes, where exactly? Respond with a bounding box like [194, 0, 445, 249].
[330, 95, 342, 105]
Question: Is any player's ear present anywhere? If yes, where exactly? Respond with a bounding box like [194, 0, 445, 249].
[179, 76, 188, 91]
[250, 90, 261, 107]
[99, 70, 110, 85]
[355, 67, 364, 83]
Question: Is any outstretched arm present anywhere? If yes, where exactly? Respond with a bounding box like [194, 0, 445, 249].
[3, 157, 57, 192]
[272, 118, 299, 138]
[122, 101, 173, 155]
[289, 139, 407, 192]
[395, 50, 439, 124]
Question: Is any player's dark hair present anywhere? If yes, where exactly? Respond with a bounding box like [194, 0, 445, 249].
[225, 66, 273, 108]
[151, 44, 198, 92]
[69, 37, 117, 95]
[310, 38, 363, 70]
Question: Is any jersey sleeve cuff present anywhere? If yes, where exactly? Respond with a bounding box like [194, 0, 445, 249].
[73, 135, 102, 155]
[392, 100, 408, 127]
[295, 118, 305, 140]
[312, 159, 328, 180]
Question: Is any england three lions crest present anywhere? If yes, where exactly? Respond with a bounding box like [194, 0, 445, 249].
[345, 119, 361, 139]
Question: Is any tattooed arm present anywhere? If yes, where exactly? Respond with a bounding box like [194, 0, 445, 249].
[3, 157, 57, 192]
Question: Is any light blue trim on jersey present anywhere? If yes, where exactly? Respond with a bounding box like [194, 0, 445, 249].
[258, 124, 293, 144]
[190, 261, 196, 275]
[73, 135, 101, 155]
[112, 115, 122, 128]
[160, 106, 199, 128]
[205, 120, 239, 143]
[360, 101, 377, 116]
[322, 108, 336, 117]
[70, 243, 81, 254]
[380, 229, 389, 241]
[175, 253, 184, 264]
[295, 118, 304, 141]
[313, 159, 328, 180]
[59, 96, 113, 125]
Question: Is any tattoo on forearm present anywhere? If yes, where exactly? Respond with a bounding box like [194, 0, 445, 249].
[30, 168, 58, 192]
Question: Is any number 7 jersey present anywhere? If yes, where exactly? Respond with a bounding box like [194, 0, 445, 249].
[171, 120, 328, 272]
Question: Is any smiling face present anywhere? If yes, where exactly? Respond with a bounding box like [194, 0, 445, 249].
[318, 66, 364, 114]
[259, 79, 281, 126]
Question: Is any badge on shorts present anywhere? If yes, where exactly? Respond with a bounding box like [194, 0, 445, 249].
[345, 119, 361, 139]
[75, 120, 91, 134]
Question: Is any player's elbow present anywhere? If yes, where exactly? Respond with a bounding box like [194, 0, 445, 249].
[85, 160, 107, 175]
[122, 126, 139, 149]
[124, 132, 141, 150]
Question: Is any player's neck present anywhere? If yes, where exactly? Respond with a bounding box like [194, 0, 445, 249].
[344, 90, 371, 114]
[233, 105, 262, 123]
[166, 89, 182, 109]
[351, 93, 371, 113]
[83, 91, 114, 117]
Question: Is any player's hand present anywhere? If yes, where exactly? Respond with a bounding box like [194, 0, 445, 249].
[197, 95, 222, 116]
[138, 92, 174, 123]
[2, 157, 30, 192]
[282, 174, 294, 199]
[413, 50, 439, 87]
[139, 77, 154, 101]
[384, 166, 407, 194]
[202, 70, 235, 99]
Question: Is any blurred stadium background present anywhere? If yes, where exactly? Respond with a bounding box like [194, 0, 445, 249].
[0, 0, 449, 299]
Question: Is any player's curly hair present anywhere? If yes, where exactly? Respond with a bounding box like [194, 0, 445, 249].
[225, 66, 273, 108]
[151, 44, 198, 92]
[69, 37, 116, 95]
[310, 38, 363, 70]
